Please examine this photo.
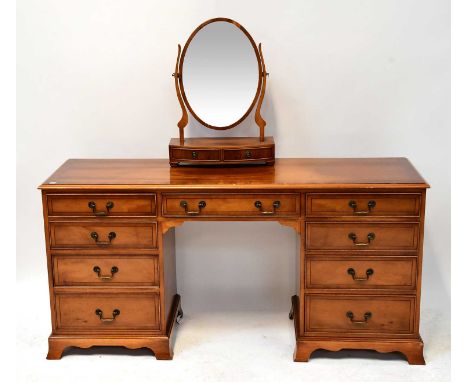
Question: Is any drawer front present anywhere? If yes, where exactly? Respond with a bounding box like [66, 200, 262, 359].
[305, 223, 419, 251]
[47, 194, 157, 217]
[55, 293, 160, 331]
[162, 193, 300, 217]
[306, 193, 421, 217]
[223, 147, 274, 161]
[49, 222, 157, 250]
[305, 257, 417, 289]
[54, 256, 159, 286]
[304, 295, 415, 335]
[170, 148, 220, 161]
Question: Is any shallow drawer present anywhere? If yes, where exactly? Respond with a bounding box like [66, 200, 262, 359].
[306, 193, 421, 217]
[223, 147, 274, 161]
[49, 222, 157, 250]
[170, 148, 220, 162]
[304, 295, 415, 335]
[55, 293, 160, 331]
[305, 223, 419, 251]
[47, 193, 157, 217]
[53, 256, 159, 286]
[162, 193, 300, 217]
[305, 257, 417, 289]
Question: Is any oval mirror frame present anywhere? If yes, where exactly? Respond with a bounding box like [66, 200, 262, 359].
[178, 18, 263, 130]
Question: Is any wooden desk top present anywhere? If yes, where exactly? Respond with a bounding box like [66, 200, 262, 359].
[39, 158, 428, 190]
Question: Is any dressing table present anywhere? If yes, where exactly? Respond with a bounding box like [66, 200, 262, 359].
[39, 18, 428, 364]
[40, 158, 428, 364]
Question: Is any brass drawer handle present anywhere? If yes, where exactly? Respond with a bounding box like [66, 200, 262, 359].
[88, 201, 114, 216]
[95, 308, 120, 322]
[348, 200, 376, 215]
[180, 200, 206, 215]
[191, 151, 198, 159]
[346, 311, 372, 324]
[245, 150, 252, 159]
[347, 268, 374, 281]
[90, 231, 117, 245]
[254, 200, 281, 215]
[93, 266, 118, 280]
[348, 232, 375, 246]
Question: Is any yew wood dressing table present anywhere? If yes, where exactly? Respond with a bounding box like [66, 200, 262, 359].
[39, 157, 429, 364]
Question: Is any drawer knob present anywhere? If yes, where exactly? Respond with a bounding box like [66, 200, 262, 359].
[346, 311, 372, 324]
[191, 151, 198, 159]
[348, 200, 376, 215]
[90, 231, 117, 245]
[254, 200, 281, 215]
[347, 268, 374, 281]
[348, 232, 375, 246]
[245, 150, 252, 159]
[88, 201, 114, 216]
[93, 266, 118, 280]
[180, 200, 206, 215]
[95, 308, 120, 322]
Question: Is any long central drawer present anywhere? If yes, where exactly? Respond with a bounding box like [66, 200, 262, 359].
[162, 193, 300, 217]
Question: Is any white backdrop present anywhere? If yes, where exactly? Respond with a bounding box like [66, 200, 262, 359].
[17, 0, 450, 314]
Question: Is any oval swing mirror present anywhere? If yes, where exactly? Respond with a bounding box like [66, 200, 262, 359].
[179, 18, 262, 130]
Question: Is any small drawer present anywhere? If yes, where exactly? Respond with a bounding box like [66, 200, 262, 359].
[49, 222, 157, 250]
[170, 148, 220, 162]
[53, 256, 159, 286]
[47, 193, 157, 217]
[306, 193, 421, 217]
[305, 223, 419, 251]
[55, 293, 160, 331]
[223, 147, 274, 161]
[162, 193, 300, 217]
[304, 295, 415, 335]
[305, 257, 417, 289]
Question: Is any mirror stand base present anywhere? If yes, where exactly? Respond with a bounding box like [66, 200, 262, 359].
[169, 136, 275, 167]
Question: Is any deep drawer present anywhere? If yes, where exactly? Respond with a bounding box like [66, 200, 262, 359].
[47, 193, 157, 217]
[304, 295, 415, 335]
[305, 257, 417, 289]
[306, 193, 421, 217]
[49, 222, 158, 250]
[55, 293, 160, 331]
[162, 193, 300, 217]
[53, 256, 159, 286]
[305, 222, 419, 251]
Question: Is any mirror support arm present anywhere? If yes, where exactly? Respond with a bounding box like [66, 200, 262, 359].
[173, 44, 188, 144]
[255, 43, 268, 142]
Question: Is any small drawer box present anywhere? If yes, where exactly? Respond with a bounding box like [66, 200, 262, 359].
[170, 148, 220, 162]
[223, 147, 274, 161]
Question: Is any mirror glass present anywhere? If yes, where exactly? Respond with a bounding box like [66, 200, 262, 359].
[181, 20, 261, 129]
